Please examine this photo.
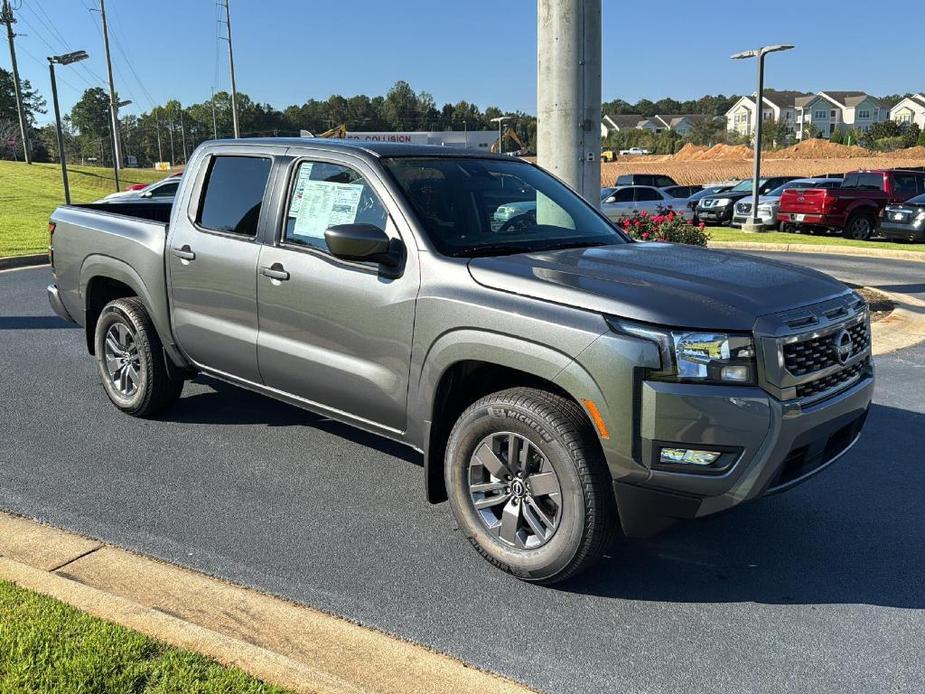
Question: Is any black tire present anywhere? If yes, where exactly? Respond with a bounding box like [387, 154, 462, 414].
[94, 297, 184, 417]
[444, 387, 616, 584]
[844, 212, 875, 240]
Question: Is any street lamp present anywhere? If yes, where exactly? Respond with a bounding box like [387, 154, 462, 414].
[490, 115, 513, 155]
[48, 50, 89, 205]
[731, 44, 794, 232]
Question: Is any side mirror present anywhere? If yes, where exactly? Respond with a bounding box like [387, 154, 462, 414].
[605, 195, 617, 204]
[324, 223, 401, 268]
[140, 191, 153, 198]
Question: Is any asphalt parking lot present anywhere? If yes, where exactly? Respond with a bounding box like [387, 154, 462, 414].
[1, 263, 924, 694]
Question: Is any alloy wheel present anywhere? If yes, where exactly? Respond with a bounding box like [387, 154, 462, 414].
[103, 321, 142, 397]
[467, 432, 563, 549]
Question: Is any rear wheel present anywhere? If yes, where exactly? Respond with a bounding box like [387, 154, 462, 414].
[844, 212, 876, 240]
[94, 297, 184, 417]
[445, 387, 616, 584]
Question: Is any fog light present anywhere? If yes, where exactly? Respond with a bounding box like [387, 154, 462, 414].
[660, 448, 722, 466]
[721, 365, 750, 382]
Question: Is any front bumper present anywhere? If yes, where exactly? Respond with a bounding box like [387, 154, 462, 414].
[613, 371, 873, 537]
[696, 206, 733, 223]
[47, 283, 75, 323]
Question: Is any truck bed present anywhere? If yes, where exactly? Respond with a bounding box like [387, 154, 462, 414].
[49, 201, 174, 341]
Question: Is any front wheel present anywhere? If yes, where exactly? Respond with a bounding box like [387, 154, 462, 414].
[94, 297, 184, 417]
[445, 388, 617, 584]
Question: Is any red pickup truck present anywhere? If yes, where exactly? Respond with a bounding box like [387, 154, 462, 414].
[778, 169, 925, 239]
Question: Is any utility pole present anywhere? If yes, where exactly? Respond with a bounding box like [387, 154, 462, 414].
[211, 88, 218, 139]
[98, 0, 121, 190]
[537, 0, 601, 205]
[154, 110, 163, 162]
[168, 118, 175, 164]
[1, 0, 31, 163]
[221, 0, 240, 138]
[179, 108, 187, 162]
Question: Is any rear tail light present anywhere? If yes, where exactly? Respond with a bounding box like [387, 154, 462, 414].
[48, 222, 56, 269]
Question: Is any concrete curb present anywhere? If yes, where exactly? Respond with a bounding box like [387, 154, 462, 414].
[0, 512, 533, 694]
[0, 254, 48, 271]
[869, 288, 925, 356]
[708, 240, 925, 263]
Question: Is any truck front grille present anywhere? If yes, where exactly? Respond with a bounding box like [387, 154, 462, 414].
[795, 358, 868, 399]
[757, 295, 872, 404]
[735, 201, 752, 215]
[783, 320, 870, 376]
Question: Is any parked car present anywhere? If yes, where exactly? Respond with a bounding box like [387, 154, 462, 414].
[601, 185, 690, 220]
[100, 176, 182, 203]
[878, 192, 925, 241]
[615, 173, 677, 188]
[732, 178, 842, 230]
[124, 170, 183, 192]
[686, 184, 736, 222]
[696, 177, 800, 225]
[47, 138, 873, 584]
[618, 147, 650, 156]
[662, 185, 703, 200]
[777, 170, 925, 239]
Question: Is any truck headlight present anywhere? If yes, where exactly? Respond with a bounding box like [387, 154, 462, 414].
[609, 319, 757, 385]
[713, 198, 732, 207]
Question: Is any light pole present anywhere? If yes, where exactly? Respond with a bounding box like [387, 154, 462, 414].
[731, 44, 794, 232]
[48, 50, 89, 205]
[490, 115, 513, 155]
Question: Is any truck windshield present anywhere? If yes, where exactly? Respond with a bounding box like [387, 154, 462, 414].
[382, 157, 626, 257]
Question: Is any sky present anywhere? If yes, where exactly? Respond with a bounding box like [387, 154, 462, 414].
[8, 0, 925, 127]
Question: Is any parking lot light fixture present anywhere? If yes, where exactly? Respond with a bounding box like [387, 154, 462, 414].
[490, 115, 513, 155]
[731, 44, 794, 233]
[49, 50, 90, 205]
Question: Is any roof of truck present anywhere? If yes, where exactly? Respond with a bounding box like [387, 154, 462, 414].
[207, 137, 511, 160]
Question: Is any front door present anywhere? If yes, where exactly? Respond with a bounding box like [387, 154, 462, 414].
[167, 154, 272, 382]
[255, 158, 418, 433]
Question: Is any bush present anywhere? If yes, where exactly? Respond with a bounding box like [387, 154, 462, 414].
[619, 209, 710, 246]
[918, 129, 925, 147]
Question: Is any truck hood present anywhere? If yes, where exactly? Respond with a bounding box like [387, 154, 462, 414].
[467, 243, 849, 331]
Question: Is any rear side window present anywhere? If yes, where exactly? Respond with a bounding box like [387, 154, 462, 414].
[197, 156, 272, 236]
[655, 176, 675, 188]
[616, 175, 632, 186]
[857, 173, 883, 190]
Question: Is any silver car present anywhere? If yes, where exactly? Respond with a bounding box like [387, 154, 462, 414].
[98, 176, 181, 203]
[601, 185, 690, 221]
[732, 178, 841, 229]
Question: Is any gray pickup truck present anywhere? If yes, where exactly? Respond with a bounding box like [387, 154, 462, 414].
[48, 139, 874, 584]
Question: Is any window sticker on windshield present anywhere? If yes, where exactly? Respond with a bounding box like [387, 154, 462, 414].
[288, 163, 315, 217]
[291, 181, 364, 241]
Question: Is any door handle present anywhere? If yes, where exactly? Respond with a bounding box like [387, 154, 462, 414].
[260, 264, 290, 281]
[172, 245, 196, 261]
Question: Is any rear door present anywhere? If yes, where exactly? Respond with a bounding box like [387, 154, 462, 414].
[255, 155, 419, 433]
[633, 186, 666, 215]
[167, 153, 273, 382]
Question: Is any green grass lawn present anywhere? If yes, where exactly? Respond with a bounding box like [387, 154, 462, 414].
[0, 161, 165, 257]
[707, 226, 925, 253]
[0, 580, 289, 694]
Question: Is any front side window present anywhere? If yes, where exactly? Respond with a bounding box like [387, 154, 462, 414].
[383, 157, 625, 257]
[634, 187, 662, 202]
[197, 156, 271, 236]
[283, 161, 388, 251]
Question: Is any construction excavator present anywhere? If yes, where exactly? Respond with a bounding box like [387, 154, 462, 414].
[491, 127, 529, 155]
[316, 124, 348, 138]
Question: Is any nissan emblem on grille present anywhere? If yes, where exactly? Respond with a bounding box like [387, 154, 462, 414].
[833, 329, 853, 365]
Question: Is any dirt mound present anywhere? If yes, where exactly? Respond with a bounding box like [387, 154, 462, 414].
[892, 145, 925, 159]
[671, 143, 710, 161]
[772, 139, 872, 159]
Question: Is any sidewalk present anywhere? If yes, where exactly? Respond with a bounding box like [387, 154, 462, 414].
[0, 512, 532, 694]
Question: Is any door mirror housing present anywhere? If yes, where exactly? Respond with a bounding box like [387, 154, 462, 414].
[604, 195, 617, 204]
[324, 223, 401, 268]
[140, 191, 153, 198]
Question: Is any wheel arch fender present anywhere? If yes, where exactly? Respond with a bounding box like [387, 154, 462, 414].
[414, 329, 609, 503]
[79, 255, 184, 367]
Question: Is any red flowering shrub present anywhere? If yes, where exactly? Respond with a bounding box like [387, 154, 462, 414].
[619, 208, 710, 246]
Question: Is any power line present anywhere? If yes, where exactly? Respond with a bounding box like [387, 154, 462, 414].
[21, 0, 108, 87]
